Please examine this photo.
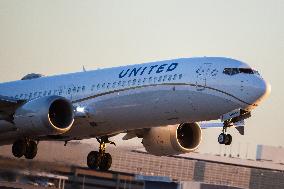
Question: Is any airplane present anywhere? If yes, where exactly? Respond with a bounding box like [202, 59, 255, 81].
[0, 57, 271, 171]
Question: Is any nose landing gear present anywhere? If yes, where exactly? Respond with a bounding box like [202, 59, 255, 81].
[218, 109, 251, 146]
[218, 133, 232, 145]
[87, 136, 115, 171]
[218, 121, 233, 146]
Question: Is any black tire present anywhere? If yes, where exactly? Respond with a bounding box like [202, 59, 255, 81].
[87, 151, 100, 169]
[99, 153, 112, 171]
[12, 140, 27, 158]
[218, 133, 226, 144]
[225, 134, 232, 145]
[24, 141, 38, 159]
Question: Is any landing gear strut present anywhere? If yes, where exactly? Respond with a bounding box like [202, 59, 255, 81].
[12, 139, 38, 159]
[87, 136, 115, 171]
[218, 109, 251, 145]
[218, 121, 232, 145]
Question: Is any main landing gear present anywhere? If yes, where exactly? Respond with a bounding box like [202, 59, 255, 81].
[218, 121, 232, 146]
[87, 136, 116, 171]
[12, 139, 38, 159]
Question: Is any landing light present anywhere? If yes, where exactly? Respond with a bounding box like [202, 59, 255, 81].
[76, 106, 85, 113]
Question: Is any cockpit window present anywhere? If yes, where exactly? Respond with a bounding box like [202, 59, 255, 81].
[239, 68, 254, 74]
[223, 68, 239, 75]
[223, 68, 259, 76]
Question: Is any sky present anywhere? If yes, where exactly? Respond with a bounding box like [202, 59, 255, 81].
[0, 0, 283, 159]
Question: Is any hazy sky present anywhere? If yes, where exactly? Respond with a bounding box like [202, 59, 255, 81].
[0, 0, 283, 159]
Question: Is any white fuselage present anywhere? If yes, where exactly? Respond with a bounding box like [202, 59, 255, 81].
[0, 57, 270, 144]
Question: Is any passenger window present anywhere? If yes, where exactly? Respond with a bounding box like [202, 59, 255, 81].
[118, 81, 122, 87]
[48, 90, 52, 95]
[137, 79, 141, 85]
[158, 76, 163, 82]
[107, 83, 111, 89]
[163, 75, 168, 82]
[68, 88, 71, 94]
[82, 86, 86, 91]
[77, 87, 81, 92]
[143, 78, 147, 84]
[112, 82, 117, 88]
[15, 95, 19, 99]
[179, 74, 183, 79]
[43, 91, 47, 96]
[97, 84, 101, 90]
[154, 77, 157, 83]
[102, 83, 106, 89]
[173, 74, 177, 80]
[168, 75, 172, 81]
[122, 81, 126, 87]
[34, 92, 38, 97]
[149, 77, 153, 83]
[132, 79, 136, 85]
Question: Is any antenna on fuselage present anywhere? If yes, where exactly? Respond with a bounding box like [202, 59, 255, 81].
[83, 66, 87, 72]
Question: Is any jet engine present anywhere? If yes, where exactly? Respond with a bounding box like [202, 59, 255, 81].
[14, 96, 74, 136]
[142, 123, 202, 156]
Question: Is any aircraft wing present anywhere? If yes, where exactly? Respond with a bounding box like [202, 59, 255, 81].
[0, 95, 25, 120]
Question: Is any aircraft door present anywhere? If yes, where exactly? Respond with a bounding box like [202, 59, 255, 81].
[195, 63, 212, 91]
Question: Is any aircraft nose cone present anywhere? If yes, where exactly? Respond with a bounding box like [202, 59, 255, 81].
[256, 79, 271, 104]
[260, 80, 271, 98]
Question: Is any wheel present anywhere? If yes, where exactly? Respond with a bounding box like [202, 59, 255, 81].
[218, 133, 226, 144]
[99, 153, 112, 171]
[87, 151, 100, 169]
[12, 139, 27, 158]
[225, 134, 232, 145]
[24, 141, 38, 159]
